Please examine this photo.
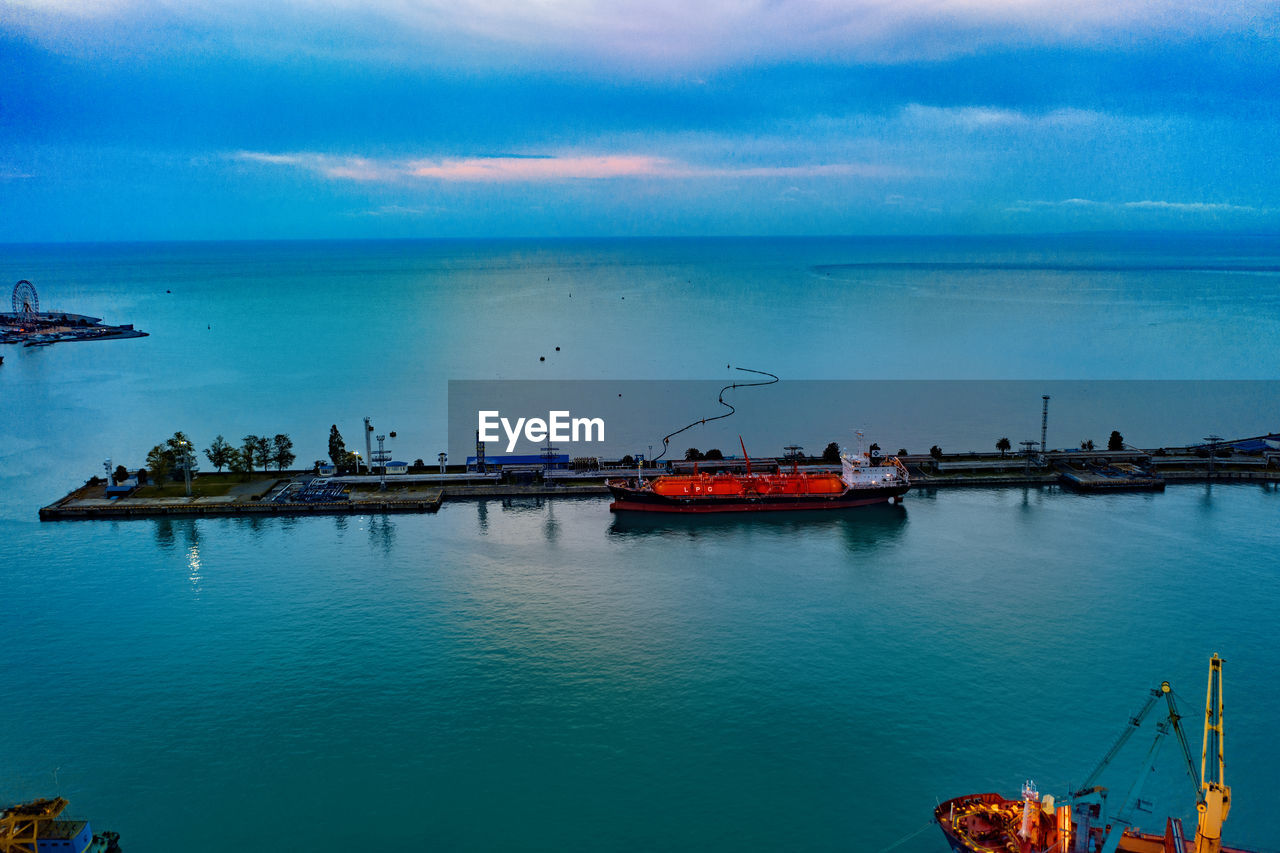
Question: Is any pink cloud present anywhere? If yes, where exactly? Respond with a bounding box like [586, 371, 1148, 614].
[406, 155, 670, 181]
[232, 149, 912, 184]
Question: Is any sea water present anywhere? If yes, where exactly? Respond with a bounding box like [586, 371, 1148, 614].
[2, 235, 1279, 851]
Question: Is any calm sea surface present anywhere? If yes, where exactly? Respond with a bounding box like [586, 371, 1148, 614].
[2, 235, 1279, 851]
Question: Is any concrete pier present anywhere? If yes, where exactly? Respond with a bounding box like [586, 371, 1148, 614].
[37, 445, 1280, 521]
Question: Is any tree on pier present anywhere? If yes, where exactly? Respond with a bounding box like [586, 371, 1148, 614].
[997, 437, 1011, 457]
[146, 444, 172, 484]
[1108, 430, 1124, 451]
[227, 447, 250, 478]
[930, 445, 943, 460]
[705, 448, 724, 460]
[822, 442, 840, 463]
[272, 434, 296, 470]
[113, 464, 128, 484]
[205, 435, 232, 472]
[164, 432, 198, 473]
[241, 435, 260, 473]
[253, 436, 272, 471]
[328, 425, 346, 468]
[1080, 439, 1095, 451]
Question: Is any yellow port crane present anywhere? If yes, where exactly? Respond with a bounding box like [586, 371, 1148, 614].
[1195, 653, 1230, 853]
[0, 797, 68, 853]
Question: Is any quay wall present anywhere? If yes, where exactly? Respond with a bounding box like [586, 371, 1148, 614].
[38, 462, 1280, 521]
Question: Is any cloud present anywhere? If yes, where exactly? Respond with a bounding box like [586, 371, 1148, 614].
[407, 155, 669, 181]
[348, 204, 439, 217]
[1007, 198, 1265, 215]
[1122, 200, 1260, 213]
[9, 0, 1278, 69]
[231, 150, 910, 183]
[0, 169, 35, 180]
[901, 104, 1106, 130]
[231, 151, 399, 181]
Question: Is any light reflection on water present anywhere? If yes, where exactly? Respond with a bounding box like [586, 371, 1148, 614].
[1, 488, 1279, 852]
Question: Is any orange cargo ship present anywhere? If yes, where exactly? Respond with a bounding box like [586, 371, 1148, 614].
[608, 441, 909, 513]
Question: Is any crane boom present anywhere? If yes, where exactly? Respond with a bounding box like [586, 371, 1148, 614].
[1074, 686, 1164, 796]
[1195, 654, 1230, 853]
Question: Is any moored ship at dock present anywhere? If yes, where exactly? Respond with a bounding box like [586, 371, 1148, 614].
[1, 797, 121, 852]
[608, 441, 909, 513]
[936, 655, 1253, 853]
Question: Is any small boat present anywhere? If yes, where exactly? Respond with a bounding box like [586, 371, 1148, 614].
[936, 655, 1254, 853]
[0, 797, 122, 851]
[608, 438, 909, 513]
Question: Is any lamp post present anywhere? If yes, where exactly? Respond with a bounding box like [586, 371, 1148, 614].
[372, 433, 393, 491]
[364, 416, 373, 476]
[1204, 434, 1223, 482]
[179, 440, 193, 497]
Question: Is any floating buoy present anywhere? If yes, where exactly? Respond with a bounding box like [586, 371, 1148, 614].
[539, 356, 545, 362]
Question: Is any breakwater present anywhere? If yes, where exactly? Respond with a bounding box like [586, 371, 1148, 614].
[37, 456, 1280, 521]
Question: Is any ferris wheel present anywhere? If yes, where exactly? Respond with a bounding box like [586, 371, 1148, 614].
[11, 280, 39, 315]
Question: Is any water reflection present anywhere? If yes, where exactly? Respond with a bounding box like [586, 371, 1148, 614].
[366, 514, 397, 554]
[609, 503, 908, 552]
[500, 497, 544, 511]
[544, 500, 559, 543]
[152, 518, 204, 593]
[153, 517, 201, 552]
[153, 517, 175, 549]
[231, 514, 266, 537]
[186, 537, 203, 595]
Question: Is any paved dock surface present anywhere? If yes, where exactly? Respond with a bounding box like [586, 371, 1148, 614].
[40, 481, 444, 520]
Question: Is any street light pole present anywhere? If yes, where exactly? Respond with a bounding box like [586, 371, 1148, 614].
[372, 432, 393, 491]
[1204, 434, 1223, 482]
[180, 440, 193, 497]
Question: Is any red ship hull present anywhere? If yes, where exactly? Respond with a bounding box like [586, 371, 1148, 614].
[934, 793, 1256, 853]
[607, 478, 909, 513]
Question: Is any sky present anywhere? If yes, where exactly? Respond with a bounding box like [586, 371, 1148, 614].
[1, 0, 1278, 240]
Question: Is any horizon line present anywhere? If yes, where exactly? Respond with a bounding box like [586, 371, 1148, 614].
[4, 228, 1279, 248]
